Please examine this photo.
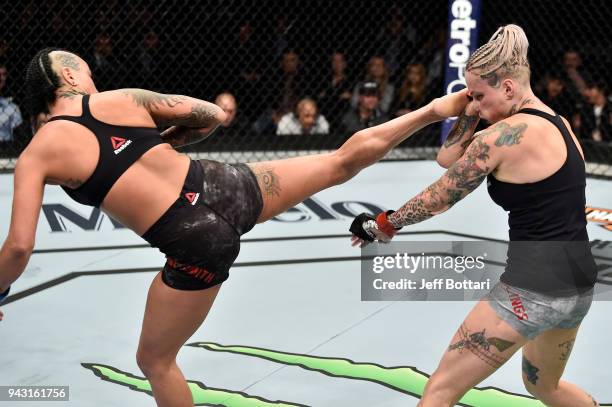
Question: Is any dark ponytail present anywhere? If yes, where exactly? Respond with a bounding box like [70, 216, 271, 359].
[25, 47, 67, 116]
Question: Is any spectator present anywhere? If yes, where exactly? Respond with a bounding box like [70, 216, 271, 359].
[0, 63, 23, 143]
[373, 8, 417, 79]
[317, 51, 353, 130]
[391, 63, 434, 117]
[351, 55, 395, 114]
[49, 12, 76, 49]
[136, 30, 164, 90]
[575, 82, 612, 142]
[214, 92, 249, 139]
[341, 81, 388, 135]
[416, 27, 447, 91]
[253, 49, 307, 135]
[90, 32, 120, 90]
[538, 72, 575, 119]
[277, 98, 330, 135]
[0, 38, 8, 60]
[229, 20, 265, 120]
[561, 49, 591, 99]
[272, 48, 306, 117]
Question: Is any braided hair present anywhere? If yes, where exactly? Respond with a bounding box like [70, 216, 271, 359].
[466, 25, 530, 85]
[25, 47, 72, 116]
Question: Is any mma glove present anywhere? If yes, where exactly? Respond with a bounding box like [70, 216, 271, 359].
[349, 210, 401, 243]
[0, 286, 10, 304]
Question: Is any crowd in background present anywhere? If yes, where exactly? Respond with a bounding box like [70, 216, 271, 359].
[0, 2, 611, 153]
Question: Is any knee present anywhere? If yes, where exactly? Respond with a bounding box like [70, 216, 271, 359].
[136, 348, 173, 378]
[420, 373, 459, 407]
[328, 151, 357, 185]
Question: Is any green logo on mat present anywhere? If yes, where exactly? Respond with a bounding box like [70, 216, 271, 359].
[82, 343, 610, 406]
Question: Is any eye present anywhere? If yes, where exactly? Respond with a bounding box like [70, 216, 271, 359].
[476, 95, 484, 101]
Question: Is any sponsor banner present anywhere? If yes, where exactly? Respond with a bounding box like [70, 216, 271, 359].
[441, 0, 482, 141]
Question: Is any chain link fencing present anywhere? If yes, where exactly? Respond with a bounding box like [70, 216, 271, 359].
[0, 1, 610, 177]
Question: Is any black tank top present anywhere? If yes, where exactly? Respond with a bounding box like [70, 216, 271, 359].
[48, 95, 163, 208]
[487, 108, 597, 294]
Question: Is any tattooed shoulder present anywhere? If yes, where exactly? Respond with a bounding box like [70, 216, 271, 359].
[476, 121, 528, 147]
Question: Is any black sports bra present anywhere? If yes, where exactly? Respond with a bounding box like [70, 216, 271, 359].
[48, 95, 163, 207]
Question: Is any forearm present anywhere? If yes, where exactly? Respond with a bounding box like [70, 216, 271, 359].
[437, 109, 479, 168]
[0, 243, 32, 292]
[367, 102, 440, 144]
[160, 124, 220, 148]
[160, 99, 226, 129]
[387, 181, 451, 229]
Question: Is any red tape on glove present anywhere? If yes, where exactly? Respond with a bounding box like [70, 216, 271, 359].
[376, 211, 399, 237]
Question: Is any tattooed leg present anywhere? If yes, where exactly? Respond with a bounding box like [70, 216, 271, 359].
[251, 165, 282, 198]
[558, 339, 575, 362]
[418, 301, 525, 406]
[448, 323, 516, 369]
[522, 356, 540, 385]
[522, 327, 599, 406]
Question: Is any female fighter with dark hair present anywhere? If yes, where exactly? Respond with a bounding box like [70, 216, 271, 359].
[0, 47, 467, 407]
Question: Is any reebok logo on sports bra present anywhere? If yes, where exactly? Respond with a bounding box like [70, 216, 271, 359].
[111, 136, 132, 155]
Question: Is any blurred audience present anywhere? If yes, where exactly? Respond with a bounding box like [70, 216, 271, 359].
[136, 30, 164, 90]
[0, 62, 23, 143]
[538, 72, 575, 119]
[561, 50, 592, 100]
[0, 38, 9, 60]
[90, 32, 121, 90]
[351, 55, 395, 114]
[417, 27, 446, 91]
[277, 98, 329, 135]
[1, 4, 610, 154]
[391, 63, 434, 117]
[317, 51, 353, 130]
[214, 92, 249, 138]
[253, 49, 307, 135]
[341, 81, 388, 134]
[229, 20, 265, 120]
[574, 82, 612, 142]
[271, 48, 307, 118]
[373, 8, 417, 79]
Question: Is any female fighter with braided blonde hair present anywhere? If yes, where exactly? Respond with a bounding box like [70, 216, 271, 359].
[351, 25, 599, 406]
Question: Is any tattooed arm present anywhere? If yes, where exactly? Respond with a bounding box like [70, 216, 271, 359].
[120, 89, 227, 148]
[350, 121, 528, 245]
[387, 121, 528, 229]
[387, 134, 498, 228]
[437, 105, 480, 169]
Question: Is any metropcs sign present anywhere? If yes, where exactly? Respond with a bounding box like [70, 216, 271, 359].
[41, 198, 386, 232]
[446, 0, 479, 94]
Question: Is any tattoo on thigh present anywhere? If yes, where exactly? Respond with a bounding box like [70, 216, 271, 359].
[447, 323, 515, 368]
[253, 166, 281, 197]
[558, 339, 575, 362]
[522, 356, 540, 385]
